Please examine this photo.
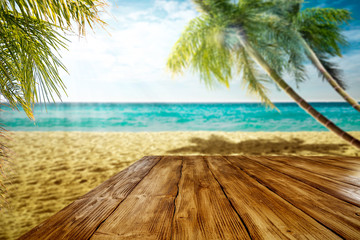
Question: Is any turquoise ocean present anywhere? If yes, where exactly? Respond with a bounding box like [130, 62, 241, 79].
[1, 102, 359, 132]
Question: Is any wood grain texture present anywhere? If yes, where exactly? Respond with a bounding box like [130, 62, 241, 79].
[90, 156, 183, 240]
[227, 156, 360, 239]
[18, 156, 161, 240]
[296, 156, 360, 171]
[172, 156, 250, 240]
[269, 156, 360, 187]
[205, 156, 341, 239]
[249, 156, 360, 208]
[19, 155, 360, 240]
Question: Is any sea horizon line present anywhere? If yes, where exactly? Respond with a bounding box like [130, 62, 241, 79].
[2, 100, 356, 104]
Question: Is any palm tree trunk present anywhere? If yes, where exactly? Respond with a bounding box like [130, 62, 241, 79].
[301, 39, 360, 113]
[238, 35, 360, 149]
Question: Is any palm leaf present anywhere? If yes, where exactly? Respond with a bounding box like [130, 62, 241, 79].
[314, 52, 347, 89]
[299, 8, 350, 57]
[0, 11, 68, 118]
[167, 12, 275, 108]
[1, 0, 107, 35]
[235, 48, 275, 109]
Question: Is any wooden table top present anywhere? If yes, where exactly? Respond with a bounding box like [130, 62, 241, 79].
[20, 156, 360, 239]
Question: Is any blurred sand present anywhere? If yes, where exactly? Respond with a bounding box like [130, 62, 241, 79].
[1, 131, 359, 239]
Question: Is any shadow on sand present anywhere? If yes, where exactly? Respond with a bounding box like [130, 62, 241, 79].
[167, 134, 348, 156]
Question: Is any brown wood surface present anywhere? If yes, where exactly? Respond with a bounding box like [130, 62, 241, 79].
[249, 156, 360, 208]
[268, 156, 360, 187]
[227, 156, 360, 239]
[91, 156, 182, 240]
[297, 156, 360, 170]
[18, 156, 161, 240]
[205, 156, 341, 239]
[19, 156, 360, 240]
[172, 156, 250, 239]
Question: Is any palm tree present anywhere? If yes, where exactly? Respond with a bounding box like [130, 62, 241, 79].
[167, 0, 360, 148]
[0, 0, 107, 209]
[273, 2, 360, 112]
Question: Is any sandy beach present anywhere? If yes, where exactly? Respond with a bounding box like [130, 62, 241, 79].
[1, 131, 359, 239]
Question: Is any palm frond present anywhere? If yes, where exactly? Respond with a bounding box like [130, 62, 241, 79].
[299, 8, 350, 57]
[250, 10, 307, 87]
[167, 16, 208, 75]
[191, 0, 212, 13]
[0, 0, 107, 35]
[0, 0, 108, 213]
[192, 0, 232, 15]
[167, 15, 231, 85]
[315, 52, 347, 89]
[287, 52, 307, 88]
[168, 1, 279, 107]
[235, 48, 275, 109]
[300, 8, 351, 25]
[0, 10, 68, 118]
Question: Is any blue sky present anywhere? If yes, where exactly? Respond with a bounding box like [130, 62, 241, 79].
[59, 0, 360, 102]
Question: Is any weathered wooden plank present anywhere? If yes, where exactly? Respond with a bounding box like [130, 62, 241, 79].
[205, 156, 341, 239]
[90, 156, 183, 240]
[267, 156, 360, 187]
[18, 156, 161, 240]
[249, 156, 360, 208]
[79, 157, 164, 200]
[172, 156, 250, 239]
[228, 156, 360, 239]
[20, 155, 360, 240]
[294, 156, 360, 171]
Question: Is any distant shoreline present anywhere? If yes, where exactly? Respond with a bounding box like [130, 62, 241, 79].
[3, 102, 359, 132]
[6, 130, 360, 133]
[2, 101, 359, 105]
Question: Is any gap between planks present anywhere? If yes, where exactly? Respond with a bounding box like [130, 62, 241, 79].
[223, 156, 360, 239]
[248, 156, 360, 208]
[19, 156, 360, 240]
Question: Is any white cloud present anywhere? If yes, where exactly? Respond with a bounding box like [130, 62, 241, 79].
[154, 0, 197, 20]
[155, 0, 182, 14]
[58, 0, 360, 103]
[344, 29, 360, 42]
[60, 1, 197, 86]
[56, 0, 205, 102]
[337, 50, 360, 88]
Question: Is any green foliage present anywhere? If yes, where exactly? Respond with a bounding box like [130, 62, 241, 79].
[299, 8, 350, 57]
[192, 0, 232, 15]
[0, 11, 68, 118]
[250, 1, 351, 89]
[168, 16, 232, 88]
[274, 3, 351, 89]
[0, 0, 107, 35]
[169, 0, 359, 146]
[0, 0, 107, 211]
[235, 48, 275, 108]
[168, 0, 291, 108]
[168, 0, 352, 107]
[298, 8, 350, 89]
[315, 52, 346, 89]
[0, 0, 106, 118]
[297, 7, 351, 89]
